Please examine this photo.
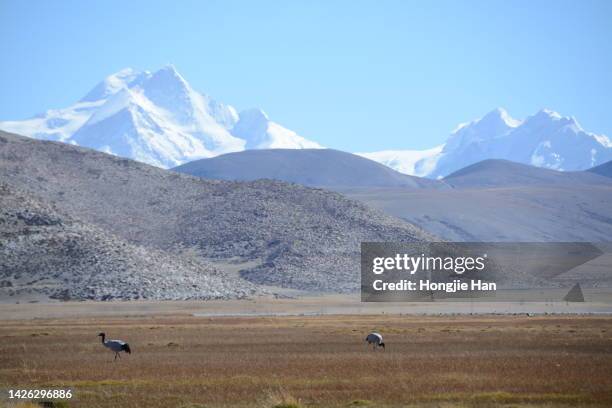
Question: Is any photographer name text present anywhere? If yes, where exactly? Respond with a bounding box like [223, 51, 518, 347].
[372, 278, 496, 293]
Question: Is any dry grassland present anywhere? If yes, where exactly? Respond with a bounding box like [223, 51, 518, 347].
[1, 314, 611, 407]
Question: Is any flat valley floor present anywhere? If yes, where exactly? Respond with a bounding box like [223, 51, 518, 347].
[1, 308, 612, 408]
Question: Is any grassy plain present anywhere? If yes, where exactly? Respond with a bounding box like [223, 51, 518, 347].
[1, 314, 611, 408]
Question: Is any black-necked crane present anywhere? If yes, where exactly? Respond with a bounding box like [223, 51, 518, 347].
[98, 332, 131, 360]
[365, 332, 385, 350]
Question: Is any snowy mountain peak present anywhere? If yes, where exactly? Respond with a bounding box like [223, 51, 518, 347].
[524, 109, 585, 132]
[525, 108, 562, 125]
[80, 68, 150, 103]
[489, 107, 521, 128]
[443, 107, 519, 153]
[142, 66, 197, 114]
[233, 108, 322, 150]
[537, 108, 562, 119]
[363, 107, 611, 178]
[471, 107, 521, 131]
[0, 66, 322, 168]
[146, 65, 190, 92]
[158, 63, 182, 77]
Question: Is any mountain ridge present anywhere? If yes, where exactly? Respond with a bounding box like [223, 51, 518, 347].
[360, 159, 612, 243]
[173, 148, 446, 189]
[0, 65, 322, 169]
[588, 160, 612, 179]
[0, 130, 430, 299]
[361, 107, 612, 178]
[1, 68, 610, 178]
[443, 159, 612, 188]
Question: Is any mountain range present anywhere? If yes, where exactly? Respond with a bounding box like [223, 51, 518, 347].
[0, 66, 321, 168]
[342, 159, 612, 243]
[2, 65, 611, 301]
[1, 67, 610, 177]
[360, 108, 612, 178]
[0, 130, 429, 301]
[2, 129, 611, 301]
[175, 148, 612, 243]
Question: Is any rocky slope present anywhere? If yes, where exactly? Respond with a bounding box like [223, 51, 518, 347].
[0, 131, 431, 296]
[0, 184, 261, 301]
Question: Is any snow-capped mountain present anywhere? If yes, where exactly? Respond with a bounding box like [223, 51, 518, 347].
[357, 145, 444, 178]
[0, 66, 322, 168]
[3, 73, 609, 177]
[360, 108, 612, 178]
[231, 108, 321, 150]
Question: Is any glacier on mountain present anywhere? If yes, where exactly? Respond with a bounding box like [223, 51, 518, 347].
[1, 69, 609, 177]
[0, 65, 322, 168]
[362, 108, 612, 178]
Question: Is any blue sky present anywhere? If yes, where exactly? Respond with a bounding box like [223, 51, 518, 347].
[1, 0, 611, 151]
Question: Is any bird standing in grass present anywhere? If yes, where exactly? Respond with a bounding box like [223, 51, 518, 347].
[365, 332, 385, 350]
[98, 332, 131, 360]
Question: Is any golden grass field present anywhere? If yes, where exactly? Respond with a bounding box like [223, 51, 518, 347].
[1, 314, 612, 408]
